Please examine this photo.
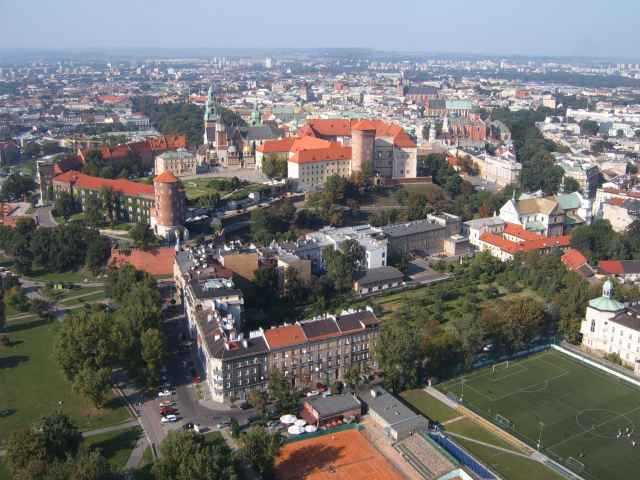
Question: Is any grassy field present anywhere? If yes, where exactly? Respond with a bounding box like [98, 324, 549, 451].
[84, 427, 142, 471]
[437, 349, 640, 480]
[401, 389, 460, 423]
[0, 317, 131, 446]
[0, 462, 8, 480]
[25, 268, 100, 284]
[453, 437, 565, 480]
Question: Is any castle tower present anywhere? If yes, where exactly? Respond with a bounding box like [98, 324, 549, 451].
[351, 120, 376, 175]
[150, 170, 186, 240]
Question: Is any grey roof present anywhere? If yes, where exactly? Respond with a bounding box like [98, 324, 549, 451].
[241, 125, 283, 141]
[359, 387, 429, 434]
[300, 317, 340, 340]
[618, 260, 640, 274]
[382, 220, 445, 238]
[406, 86, 438, 96]
[306, 394, 361, 419]
[355, 266, 404, 286]
[464, 217, 505, 229]
[612, 307, 640, 332]
[189, 280, 242, 300]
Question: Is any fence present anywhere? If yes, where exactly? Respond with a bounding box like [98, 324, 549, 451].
[554, 342, 640, 388]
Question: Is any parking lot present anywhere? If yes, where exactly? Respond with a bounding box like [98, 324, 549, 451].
[132, 311, 256, 451]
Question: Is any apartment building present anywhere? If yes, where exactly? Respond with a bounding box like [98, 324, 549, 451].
[580, 280, 640, 375]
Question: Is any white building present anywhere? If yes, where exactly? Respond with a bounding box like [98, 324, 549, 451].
[155, 149, 198, 177]
[307, 224, 388, 270]
[580, 280, 640, 375]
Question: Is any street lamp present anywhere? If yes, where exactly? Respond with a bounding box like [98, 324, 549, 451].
[537, 421, 545, 450]
[460, 377, 466, 403]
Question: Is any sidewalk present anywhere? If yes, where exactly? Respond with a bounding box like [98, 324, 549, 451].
[81, 419, 139, 438]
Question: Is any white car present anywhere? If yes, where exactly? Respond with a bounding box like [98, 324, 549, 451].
[158, 390, 173, 398]
[161, 414, 177, 423]
[159, 400, 175, 407]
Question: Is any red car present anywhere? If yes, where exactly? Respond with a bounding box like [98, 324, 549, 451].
[160, 406, 178, 416]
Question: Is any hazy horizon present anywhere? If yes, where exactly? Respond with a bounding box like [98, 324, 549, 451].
[2, 0, 639, 59]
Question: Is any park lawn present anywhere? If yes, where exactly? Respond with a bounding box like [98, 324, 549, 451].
[183, 178, 227, 201]
[58, 289, 108, 306]
[26, 268, 99, 284]
[401, 389, 460, 423]
[0, 317, 131, 446]
[452, 437, 565, 480]
[84, 427, 142, 471]
[444, 417, 525, 453]
[0, 462, 9, 480]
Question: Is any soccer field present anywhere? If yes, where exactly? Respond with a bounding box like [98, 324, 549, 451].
[437, 349, 640, 480]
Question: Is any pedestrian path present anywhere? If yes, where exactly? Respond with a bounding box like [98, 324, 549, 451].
[81, 419, 140, 438]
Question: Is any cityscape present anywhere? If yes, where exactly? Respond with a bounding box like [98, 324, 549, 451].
[2, 2, 640, 480]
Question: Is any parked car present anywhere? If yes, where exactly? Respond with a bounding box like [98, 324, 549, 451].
[158, 390, 173, 397]
[306, 390, 320, 397]
[159, 400, 175, 407]
[161, 414, 178, 423]
[216, 418, 231, 429]
[160, 407, 178, 416]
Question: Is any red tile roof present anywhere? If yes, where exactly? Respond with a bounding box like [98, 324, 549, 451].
[290, 136, 333, 152]
[109, 247, 176, 277]
[480, 232, 521, 254]
[154, 171, 179, 183]
[53, 171, 155, 198]
[301, 119, 417, 149]
[256, 137, 297, 154]
[504, 222, 543, 242]
[562, 248, 588, 271]
[291, 144, 351, 164]
[599, 260, 624, 275]
[264, 324, 307, 350]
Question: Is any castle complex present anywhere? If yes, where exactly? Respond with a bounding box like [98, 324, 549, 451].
[257, 118, 418, 189]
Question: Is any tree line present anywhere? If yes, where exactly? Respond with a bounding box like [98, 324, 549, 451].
[55, 265, 167, 407]
[0, 219, 111, 275]
[374, 250, 609, 393]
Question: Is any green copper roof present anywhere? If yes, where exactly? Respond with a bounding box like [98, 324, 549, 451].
[589, 296, 624, 312]
[557, 192, 582, 210]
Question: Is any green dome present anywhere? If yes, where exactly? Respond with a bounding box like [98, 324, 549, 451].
[589, 296, 624, 312]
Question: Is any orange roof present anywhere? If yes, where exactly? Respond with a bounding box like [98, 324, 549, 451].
[154, 170, 179, 183]
[109, 247, 176, 277]
[520, 235, 570, 252]
[256, 137, 297, 154]
[290, 136, 332, 152]
[264, 324, 307, 350]
[599, 260, 624, 275]
[504, 222, 542, 241]
[352, 119, 379, 131]
[302, 118, 417, 149]
[52, 171, 154, 198]
[304, 119, 352, 137]
[562, 248, 588, 270]
[607, 198, 625, 207]
[480, 232, 521, 254]
[291, 144, 351, 164]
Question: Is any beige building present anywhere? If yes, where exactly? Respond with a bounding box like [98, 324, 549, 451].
[155, 149, 197, 177]
[580, 280, 640, 375]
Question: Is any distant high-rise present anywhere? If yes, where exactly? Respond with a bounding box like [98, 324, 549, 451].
[265, 57, 273, 69]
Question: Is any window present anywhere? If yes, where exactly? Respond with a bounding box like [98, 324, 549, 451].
[590, 319, 596, 333]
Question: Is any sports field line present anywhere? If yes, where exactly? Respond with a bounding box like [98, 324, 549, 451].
[546, 404, 640, 453]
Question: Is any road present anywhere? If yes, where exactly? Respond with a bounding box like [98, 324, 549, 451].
[120, 311, 256, 456]
[33, 206, 57, 228]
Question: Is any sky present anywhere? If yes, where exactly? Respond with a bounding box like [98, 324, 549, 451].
[1, 0, 639, 59]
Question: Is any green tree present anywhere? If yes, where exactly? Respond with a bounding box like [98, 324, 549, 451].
[73, 365, 113, 408]
[141, 328, 166, 388]
[237, 426, 283, 480]
[5, 430, 49, 480]
[323, 246, 353, 292]
[100, 187, 117, 224]
[66, 449, 114, 480]
[563, 176, 581, 193]
[579, 119, 599, 136]
[39, 413, 83, 461]
[83, 194, 103, 226]
[1, 174, 36, 201]
[130, 222, 157, 250]
[375, 317, 423, 393]
[153, 430, 238, 480]
[268, 369, 298, 415]
[55, 309, 118, 381]
[248, 389, 268, 418]
[53, 191, 77, 220]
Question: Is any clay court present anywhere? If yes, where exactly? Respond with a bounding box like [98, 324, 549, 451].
[274, 428, 403, 480]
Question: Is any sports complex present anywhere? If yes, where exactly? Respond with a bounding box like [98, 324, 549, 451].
[437, 348, 640, 480]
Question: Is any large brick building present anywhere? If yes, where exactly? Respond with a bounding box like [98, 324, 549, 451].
[257, 118, 418, 190]
[51, 170, 185, 239]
